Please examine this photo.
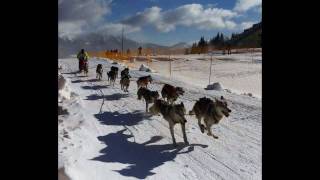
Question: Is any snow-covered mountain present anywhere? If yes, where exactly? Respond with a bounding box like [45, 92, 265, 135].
[58, 33, 140, 58]
[170, 42, 191, 49]
[59, 33, 189, 58]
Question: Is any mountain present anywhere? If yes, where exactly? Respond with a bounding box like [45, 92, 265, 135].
[143, 43, 168, 49]
[59, 33, 189, 58]
[58, 33, 141, 58]
[229, 21, 262, 48]
[169, 42, 190, 49]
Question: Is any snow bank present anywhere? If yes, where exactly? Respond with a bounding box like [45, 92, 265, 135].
[206, 82, 224, 91]
[139, 64, 155, 72]
[59, 75, 71, 101]
[58, 167, 71, 180]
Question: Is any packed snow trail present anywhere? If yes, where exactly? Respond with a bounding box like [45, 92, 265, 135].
[58, 57, 261, 180]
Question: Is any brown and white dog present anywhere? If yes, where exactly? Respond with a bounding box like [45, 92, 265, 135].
[120, 74, 131, 92]
[149, 99, 189, 146]
[137, 87, 159, 112]
[189, 96, 231, 139]
[161, 84, 185, 104]
[137, 75, 153, 88]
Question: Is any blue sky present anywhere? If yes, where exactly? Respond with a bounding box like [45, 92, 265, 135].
[59, 0, 261, 46]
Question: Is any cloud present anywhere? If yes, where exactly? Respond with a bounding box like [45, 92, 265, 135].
[122, 4, 238, 33]
[58, 0, 111, 22]
[58, 21, 86, 39]
[239, 21, 256, 30]
[233, 0, 262, 12]
[58, 1, 259, 41]
[58, 0, 112, 38]
[97, 23, 141, 36]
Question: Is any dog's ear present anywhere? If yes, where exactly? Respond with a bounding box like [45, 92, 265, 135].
[221, 96, 224, 100]
[181, 102, 184, 106]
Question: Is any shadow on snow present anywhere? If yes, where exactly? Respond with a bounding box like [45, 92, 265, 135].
[86, 93, 129, 101]
[91, 129, 208, 179]
[94, 110, 151, 127]
[72, 79, 102, 83]
[81, 85, 109, 90]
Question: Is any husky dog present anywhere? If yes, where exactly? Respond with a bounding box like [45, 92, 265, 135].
[137, 75, 153, 88]
[121, 68, 129, 78]
[96, 64, 103, 80]
[137, 87, 159, 112]
[161, 84, 185, 104]
[149, 99, 189, 146]
[111, 66, 119, 78]
[120, 74, 131, 92]
[107, 70, 116, 86]
[189, 96, 231, 139]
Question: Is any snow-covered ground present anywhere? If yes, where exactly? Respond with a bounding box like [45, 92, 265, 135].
[58, 57, 261, 180]
[132, 52, 261, 98]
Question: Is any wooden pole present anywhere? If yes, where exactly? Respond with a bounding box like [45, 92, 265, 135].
[209, 54, 213, 85]
[169, 55, 172, 77]
[252, 48, 254, 63]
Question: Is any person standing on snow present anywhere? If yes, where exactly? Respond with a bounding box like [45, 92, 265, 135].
[77, 49, 89, 72]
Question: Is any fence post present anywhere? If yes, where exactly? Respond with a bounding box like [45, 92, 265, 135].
[252, 48, 254, 63]
[169, 55, 172, 77]
[209, 54, 213, 85]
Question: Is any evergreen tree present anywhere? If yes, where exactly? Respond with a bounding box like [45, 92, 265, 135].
[215, 33, 220, 44]
[197, 36, 209, 54]
[220, 33, 224, 43]
[190, 43, 197, 54]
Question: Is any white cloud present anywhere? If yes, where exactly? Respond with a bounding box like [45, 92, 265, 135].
[59, 21, 86, 39]
[234, 0, 262, 12]
[58, 0, 113, 38]
[253, 4, 262, 13]
[58, 1, 260, 40]
[122, 4, 239, 33]
[97, 23, 141, 36]
[239, 21, 256, 30]
[122, 7, 162, 27]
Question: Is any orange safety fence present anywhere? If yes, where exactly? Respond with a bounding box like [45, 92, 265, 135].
[87, 51, 136, 68]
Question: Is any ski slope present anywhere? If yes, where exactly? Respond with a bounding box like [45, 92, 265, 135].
[58, 57, 261, 180]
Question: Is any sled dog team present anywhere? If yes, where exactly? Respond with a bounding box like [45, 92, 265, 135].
[94, 63, 232, 146]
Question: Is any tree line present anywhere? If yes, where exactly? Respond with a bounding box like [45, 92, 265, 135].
[186, 30, 261, 55]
